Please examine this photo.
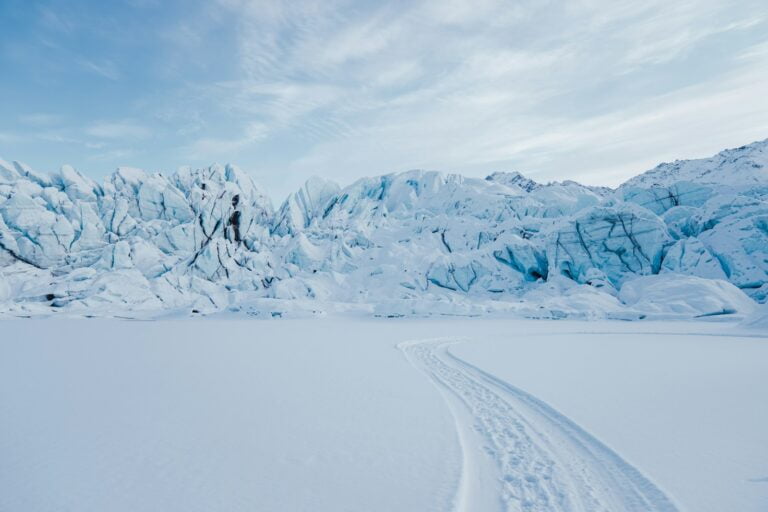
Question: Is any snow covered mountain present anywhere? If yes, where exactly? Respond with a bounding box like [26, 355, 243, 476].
[1, 139, 766, 318]
[485, 171, 542, 192]
[620, 138, 768, 189]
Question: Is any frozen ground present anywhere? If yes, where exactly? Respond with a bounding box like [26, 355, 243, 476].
[1, 317, 767, 512]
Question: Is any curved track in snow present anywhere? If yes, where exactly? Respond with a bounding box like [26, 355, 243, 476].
[399, 338, 679, 512]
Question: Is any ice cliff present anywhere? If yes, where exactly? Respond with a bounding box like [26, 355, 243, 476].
[1, 138, 766, 318]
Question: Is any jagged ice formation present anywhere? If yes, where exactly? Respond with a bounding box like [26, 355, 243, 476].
[1, 138, 766, 318]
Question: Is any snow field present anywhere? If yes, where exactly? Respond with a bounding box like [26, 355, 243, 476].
[2, 317, 766, 511]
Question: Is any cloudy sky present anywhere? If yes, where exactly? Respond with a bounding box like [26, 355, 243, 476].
[1, 0, 767, 200]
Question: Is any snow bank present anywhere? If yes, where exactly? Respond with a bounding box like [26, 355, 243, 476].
[740, 302, 768, 329]
[619, 274, 756, 318]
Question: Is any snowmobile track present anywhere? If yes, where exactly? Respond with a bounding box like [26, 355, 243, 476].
[399, 338, 679, 512]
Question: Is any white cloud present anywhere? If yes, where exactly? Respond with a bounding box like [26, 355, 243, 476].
[267, 43, 768, 193]
[37, 6, 75, 35]
[79, 59, 121, 81]
[102, 0, 768, 197]
[616, 4, 764, 67]
[85, 121, 151, 139]
[0, 132, 20, 144]
[19, 113, 63, 127]
[87, 148, 137, 161]
[184, 122, 269, 158]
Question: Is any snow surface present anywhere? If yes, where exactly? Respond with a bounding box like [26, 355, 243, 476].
[1, 139, 767, 319]
[618, 274, 756, 318]
[1, 317, 766, 512]
[620, 139, 768, 189]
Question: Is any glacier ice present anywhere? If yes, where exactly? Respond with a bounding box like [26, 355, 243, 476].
[620, 182, 713, 215]
[547, 203, 671, 286]
[659, 237, 728, 280]
[1, 138, 767, 318]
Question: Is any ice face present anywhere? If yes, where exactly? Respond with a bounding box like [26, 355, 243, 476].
[0, 138, 766, 317]
[693, 194, 768, 300]
[660, 238, 728, 281]
[620, 182, 713, 215]
[272, 177, 341, 236]
[547, 203, 672, 286]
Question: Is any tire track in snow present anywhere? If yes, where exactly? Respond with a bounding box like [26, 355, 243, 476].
[399, 338, 679, 512]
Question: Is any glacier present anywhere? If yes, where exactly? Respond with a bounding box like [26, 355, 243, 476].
[0, 138, 766, 318]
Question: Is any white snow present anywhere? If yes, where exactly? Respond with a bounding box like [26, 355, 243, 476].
[1, 317, 766, 511]
[448, 320, 768, 512]
[618, 274, 756, 318]
[620, 138, 768, 189]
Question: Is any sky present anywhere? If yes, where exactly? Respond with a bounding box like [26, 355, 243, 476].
[1, 0, 767, 201]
